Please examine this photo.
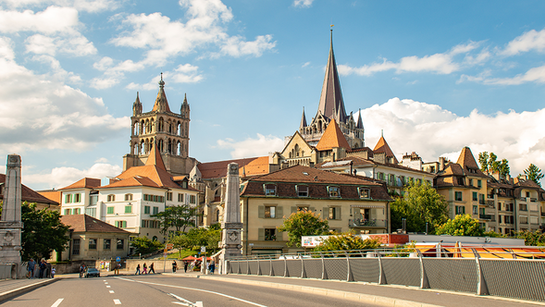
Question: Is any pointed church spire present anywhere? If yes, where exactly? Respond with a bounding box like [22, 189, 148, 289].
[317, 29, 347, 124]
[152, 73, 172, 113]
[300, 107, 307, 129]
[146, 139, 167, 171]
[133, 91, 142, 115]
[356, 108, 363, 129]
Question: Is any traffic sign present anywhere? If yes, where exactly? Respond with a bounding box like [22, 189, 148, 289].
[116, 256, 121, 262]
[200, 246, 206, 252]
[166, 243, 174, 250]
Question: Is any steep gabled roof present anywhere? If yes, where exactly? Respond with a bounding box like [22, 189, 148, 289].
[59, 177, 101, 190]
[356, 109, 364, 129]
[61, 214, 130, 234]
[456, 147, 488, 177]
[151, 74, 172, 113]
[198, 157, 268, 180]
[315, 119, 351, 151]
[373, 136, 398, 164]
[146, 142, 167, 171]
[317, 30, 347, 123]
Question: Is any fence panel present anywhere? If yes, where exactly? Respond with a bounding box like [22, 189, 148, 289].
[229, 261, 239, 274]
[248, 260, 259, 275]
[324, 258, 347, 281]
[271, 260, 284, 277]
[258, 261, 270, 276]
[382, 258, 420, 287]
[481, 259, 545, 302]
[286, 260, 301, 278]
[239, 261, 248, 275]
[303, 259, 322, 279]
[350, 258, 380, 283]
[0, 265, 12, 279]
[423, 258, 477, 293]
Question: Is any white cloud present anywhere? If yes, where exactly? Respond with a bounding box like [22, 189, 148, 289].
[293, 0, 314, 8]
[0, 6, 80, 34]
[24, 162, 122, 190]
[124, 65, 203, 91]
[501, 29, 545, 56]
[1, 0, 121, 13]
[361, 98, 545, 179]
[338, 42, 480, 76]
[216, 134, 284, 159]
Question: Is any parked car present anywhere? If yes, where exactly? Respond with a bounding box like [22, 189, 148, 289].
[85, 267, 100, 278]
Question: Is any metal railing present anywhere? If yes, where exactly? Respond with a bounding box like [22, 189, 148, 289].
[348, 219, 387, 228]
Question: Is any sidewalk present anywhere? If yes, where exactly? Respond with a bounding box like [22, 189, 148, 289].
[162, 272, 545, 307]
[0, 278, 57, 303]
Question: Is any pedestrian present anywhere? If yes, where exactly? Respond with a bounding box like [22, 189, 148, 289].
[149, 263, 155, 274]
[51, 267, 56, 278]
[172, 261, 177, 273]
[142, 263, 147, 274]
[39, 259, 46, 278]
[27, 259, 35, 279]
[183, 261, 188, 273]
[209, 260, 215, 274]
[114, 262, 120, 275]
[135, 264, 141, 275]
[79, 263, 86, 278]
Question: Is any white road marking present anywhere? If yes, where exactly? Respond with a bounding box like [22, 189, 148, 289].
[51, 298, 64, 307]
[169, 293, 200, 307]
[107, 285, 111, 288]
[114, 299, 122, 305]
[109, 290, 115, 293]
[105, 282, 109, 284]
[103, 280, 106, 282]
[116, 277, 266, 307]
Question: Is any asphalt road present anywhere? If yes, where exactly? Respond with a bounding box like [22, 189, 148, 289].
[1, 275, 381, 307]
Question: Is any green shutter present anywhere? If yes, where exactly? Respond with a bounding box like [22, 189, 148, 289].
[323, 207, 329, 219]
[258, 206, 265, 218]
[276, 206, 283, 219]
[336, 207, 341, 220]
[258, 228, 264, 241]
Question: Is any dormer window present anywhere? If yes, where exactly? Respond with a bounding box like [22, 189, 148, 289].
[358, 187, 370, 199]
[264, 184, 276, 196]
[296, 185, 309, 197]
[328, 186, 340, 198]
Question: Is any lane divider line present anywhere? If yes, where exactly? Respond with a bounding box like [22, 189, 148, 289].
[51, 298, 64, 307]
[113, 299, 122, 305]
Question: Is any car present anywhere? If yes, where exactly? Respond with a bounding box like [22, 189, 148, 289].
[85, 267, 100, 278]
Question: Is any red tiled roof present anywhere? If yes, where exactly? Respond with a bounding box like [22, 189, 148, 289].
[198, 157, 268, 179]
[315, 119, 351, 151]
[0, 174, 59, 206]
[373, 136, 399, 164]
[59, 177, 101, 190]
[61, 214, 130, 234]
[38, 190, 61, 204]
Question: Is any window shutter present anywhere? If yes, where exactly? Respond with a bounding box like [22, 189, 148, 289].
[258, 228, 264, 241]
[258, 206, 265, 218]
[291, 206, 297, 214]
[336, 207, 341, 219]
[323, 207, 329, 219]
[276, 206, 283, 219]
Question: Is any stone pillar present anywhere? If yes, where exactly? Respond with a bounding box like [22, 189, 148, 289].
[0, 155, 23, 277]
[219, 163, 243, 274]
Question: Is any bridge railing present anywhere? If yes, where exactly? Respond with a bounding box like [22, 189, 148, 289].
[226, 247, 545, 302]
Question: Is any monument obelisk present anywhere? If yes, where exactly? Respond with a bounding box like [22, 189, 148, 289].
[0, 155, 23, 278]
[219, 163, 243, 274]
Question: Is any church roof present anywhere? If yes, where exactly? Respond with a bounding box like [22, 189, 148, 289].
[61, 214, 130, 234]
[152, 74, 172, 113]
[317, 30, 347, 124]
[300, 107, 307, 129]
[373, 136, 399, 164]
[315, 119, 351, 151]
[356, 110, 364, 129]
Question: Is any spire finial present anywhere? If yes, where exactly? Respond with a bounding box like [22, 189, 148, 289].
[381, 129, 383, 137]
[159, 72, 165, 88]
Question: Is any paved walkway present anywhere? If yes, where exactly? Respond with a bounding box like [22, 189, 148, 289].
[0, 278, 57, 303]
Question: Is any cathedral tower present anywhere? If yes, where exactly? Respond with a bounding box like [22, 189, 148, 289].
[123, 74, 196, 176]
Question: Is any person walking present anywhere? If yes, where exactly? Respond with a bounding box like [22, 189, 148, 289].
[39, 259, 46, 278]
[172, 261, 177, 273]
[142, 263, 147, 274]
[114, 262, 120, 275]
[209, 260, 215, 274]
[149, 263, 155, 274]
[184, 261, 188, 273]
[27, 259, 35, 279]
[79, 263, 86, 278]
[135, 263, 141, 275]
[51, 267, 56, 278]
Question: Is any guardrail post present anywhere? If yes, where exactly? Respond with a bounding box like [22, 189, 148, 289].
[269, 255, 273, 276]
[300, 255, 306, 278]
[471, 248, 489, 296]
[283, 255, 287, 278]
[377, 253, 387, 285]
[320, 252, 327, 280]
[417, 250, 429, 289]
[345, 251, 353, 282]
[257, 257, 261, 276]
[246, 258, 250, 275]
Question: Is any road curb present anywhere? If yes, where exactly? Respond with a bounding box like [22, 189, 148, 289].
[189, 274, 441, 307]
[0, 279, 58, 303]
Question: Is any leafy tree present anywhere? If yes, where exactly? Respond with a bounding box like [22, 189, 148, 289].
[152, 204, 199, 235]
[170, 224, 221, 255]
[0, 202, 70, 261]
[513, 230, 545, 246]
[131, 236, 164, 255]
[478, 152, 490, 174]
[478, 151, 510, 177]
[277, 209, 329, 247]
[390, 181, 448, 234]
[313, 233, 381, 251]
[524, 164, 544, 187]
[435, 214, 484, 236]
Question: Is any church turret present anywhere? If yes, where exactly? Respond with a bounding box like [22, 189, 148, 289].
[152, 73, 172, 113]
[300, 107, 307, 129]
[356, 109, 363, 129]
[133, 92, 142, 116]
[181, 93, 190, 119]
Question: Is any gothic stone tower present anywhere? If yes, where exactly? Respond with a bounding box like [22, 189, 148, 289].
[123, 74, 196, 176]
[299, 30, 365, 149]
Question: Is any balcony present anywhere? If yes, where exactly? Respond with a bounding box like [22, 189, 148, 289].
[479, 214, 494, 221]
[485, 200, 495, 208]
[349, 219, 388, 228]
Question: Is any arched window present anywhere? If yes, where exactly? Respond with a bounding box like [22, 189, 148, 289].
[177, 122, 181, 136]
[168, 138, 172, 154]
[159, 118, 164, 132]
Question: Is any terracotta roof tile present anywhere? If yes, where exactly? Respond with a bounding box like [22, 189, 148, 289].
[315, 119, 351, 151]
[61, 214, 130, 234]
[59, 177, 101, 190]
[373, 136, 399, 164]
[198, 157, 268, 179]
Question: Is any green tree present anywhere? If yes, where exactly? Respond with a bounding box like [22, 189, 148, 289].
[390, 181, 448, 234]
[277, 209, 329, 247]
[0, 202, 70, 261]
[152, 204, 199, 235]
[313, 233, 381, 251]
[478, 151, 510, 177]
[131, 236, 164, 255]
[524, 164, 544, 187]
[513, 230, 545, 246]
[435, 214, 484, 236]
[478, 152, 490, 174]
[170, 224, 221, 255]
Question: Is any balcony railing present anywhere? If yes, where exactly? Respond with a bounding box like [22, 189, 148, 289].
[349, 219, 387, 228]
[479, 214, 494, 221]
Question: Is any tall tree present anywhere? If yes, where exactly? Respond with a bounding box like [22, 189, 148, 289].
[478, 152, 490, 174]
[152, 204, 199, 235]
[478, 151, 510, 177]
[277, 209, 329, 247]
[524, 164, 544, 187]
[390, 180, 449, 234]
[435, 214, 484, 237]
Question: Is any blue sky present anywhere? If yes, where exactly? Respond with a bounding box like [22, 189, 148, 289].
[1, 0, 545, 190]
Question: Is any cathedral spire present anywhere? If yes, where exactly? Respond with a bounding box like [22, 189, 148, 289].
[300, 107, 307, 129]
[317, 29, 347, 124]
[152, 73, 171, 113]
[133, 91, 142, 115]
[356, 109, 363, 129]
[180, 93, 190, 119]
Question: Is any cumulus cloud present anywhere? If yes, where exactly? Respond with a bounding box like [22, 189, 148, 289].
[360, 98, 545, 178]
[24, 162, 123, 189]
[501, 29, 545, 56]
[293, 0, 314, 8]
[216, 134, 284, 159]
[0, 38, 128, 154]
[125, 64, 203, 91]
[1, 0, 121, 12]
